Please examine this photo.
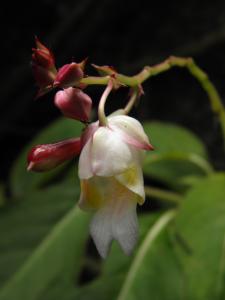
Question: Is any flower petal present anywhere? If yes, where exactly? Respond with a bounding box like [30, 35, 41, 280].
[90, 208, 113, 258]
[91, 127, 133, 176]
[112, 200, 138, 255]
[88, 176, 139, 257]
[79, 176, 109, 210]
[109, 115, 153, 150]
[81, 121, 99, 147]
[115, 164, 145, 204]
[78, 137, 93, 179]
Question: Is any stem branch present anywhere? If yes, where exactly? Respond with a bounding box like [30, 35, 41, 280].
[98, 80, 114, 126]
[124, 88, 139, 114]
[145, 186, 183, 204]
[81, 56, 225, 147]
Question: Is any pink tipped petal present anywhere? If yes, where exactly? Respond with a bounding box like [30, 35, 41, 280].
[117, 129, 154, 151]
[109, 115, 153, 151]
[27, 138, 81, 172]
[54, 88, 92, 122]
[91, 127, 133, 177]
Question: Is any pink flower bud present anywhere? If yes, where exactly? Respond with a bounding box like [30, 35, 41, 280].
[31, 37, 57, 93]
[27, 138, 81, 172]
[54, 88, 92, 122]
[54, 63, 84, 88]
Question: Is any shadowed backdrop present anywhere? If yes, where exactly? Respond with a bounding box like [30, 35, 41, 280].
[1, 0, 225, 183]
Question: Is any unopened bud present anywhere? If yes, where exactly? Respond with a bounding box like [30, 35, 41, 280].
[31, 37, 57, 93]
[27, 138, 81, 172]
[54, 88, 92, 122]
[32, 64, 56, 90]
[54, 62, 84, 88]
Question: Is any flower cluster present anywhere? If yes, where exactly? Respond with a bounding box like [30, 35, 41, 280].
[28, 38, 153, 258]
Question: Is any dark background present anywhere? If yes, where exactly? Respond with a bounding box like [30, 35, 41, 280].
[1, 0, 225, 184]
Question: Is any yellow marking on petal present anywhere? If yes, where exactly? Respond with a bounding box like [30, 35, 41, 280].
[120, 166, 138, 186]
[116, 166, 144, 205]
[80, 179, 104, 210]
[79, 173, 144, 213]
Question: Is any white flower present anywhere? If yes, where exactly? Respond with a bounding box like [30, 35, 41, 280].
[78, 115, 153, 258]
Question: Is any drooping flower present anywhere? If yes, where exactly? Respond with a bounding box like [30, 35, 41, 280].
[54, 87, 92, 122]
[78, 115, 153, 257]
[28, 46, 153, 257]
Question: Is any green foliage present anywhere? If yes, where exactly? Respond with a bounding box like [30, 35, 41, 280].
[0, 119, 224, 300]
[143, 121, 213, 188]
[174, 173, 225, 300]
[66, 174, 225, 300]
[0, 183, 90, 300]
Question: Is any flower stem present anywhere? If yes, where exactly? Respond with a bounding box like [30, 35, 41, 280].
[81, 56, 225, 148]
[145, 186, 183, 205]
[124, 88, 139, 114]
[98, 80, 114, 126]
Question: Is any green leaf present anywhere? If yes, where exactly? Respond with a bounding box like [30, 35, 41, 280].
[143, 121, 212, 187]
[71, 275, 124, 300]
[64, 174, 225, 300]
[0, 182, 90, 300]
[174, 173, 225, 300]
[144, 121, 207, 156]
[10, 118, 83, 198]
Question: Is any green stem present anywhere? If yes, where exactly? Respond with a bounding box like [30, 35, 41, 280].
[81, 56, 225, 148]
[124, 88, 139, 114]
[81, 76, 110, 85]
[98, 80, 113, 126]
[145, 186, 182, 204]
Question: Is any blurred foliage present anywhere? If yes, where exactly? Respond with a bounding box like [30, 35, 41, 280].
[143, 121, 212, 189]
[0, 118, 224, 300]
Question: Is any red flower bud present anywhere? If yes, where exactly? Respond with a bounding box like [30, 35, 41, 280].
[54, 88, 92, 122]
[31, 37, 57, 94]
[32, 64, 56, 90]
[32, 36, 55, 68]
[54, 62, 84, 88]
[27, 138, 82, 172]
